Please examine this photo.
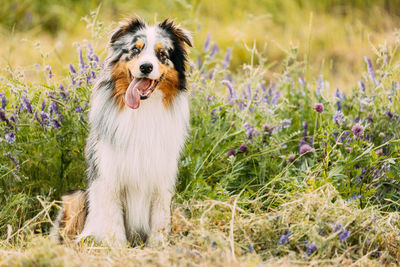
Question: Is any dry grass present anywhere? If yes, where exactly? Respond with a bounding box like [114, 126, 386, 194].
[1, 184, 398, 266]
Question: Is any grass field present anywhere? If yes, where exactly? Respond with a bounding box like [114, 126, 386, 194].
[1, 1, 400, 266]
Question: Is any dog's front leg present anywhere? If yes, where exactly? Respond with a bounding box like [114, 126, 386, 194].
[78, 178, 127, 246]
[147, 189, 173, 247]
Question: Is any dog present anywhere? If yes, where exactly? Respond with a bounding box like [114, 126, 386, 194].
[51, 17, 192, 246]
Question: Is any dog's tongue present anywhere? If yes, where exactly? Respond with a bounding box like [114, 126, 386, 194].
[124, 78, 152, 109]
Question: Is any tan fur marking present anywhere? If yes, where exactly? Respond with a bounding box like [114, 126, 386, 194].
[111, 61, 134, 110]
[60, 191, 87, 240]
[136, 40, 144, 49]
[155, 43, 163, 51]
[158, 64, 179, 108]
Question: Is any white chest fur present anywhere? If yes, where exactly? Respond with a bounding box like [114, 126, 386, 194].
[97, 90, 188, 188]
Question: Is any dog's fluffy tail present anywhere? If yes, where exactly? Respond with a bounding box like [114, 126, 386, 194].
[50, 189, 88, 243]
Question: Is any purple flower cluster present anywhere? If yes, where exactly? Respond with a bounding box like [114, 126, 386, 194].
[306, 243, 317, 256]
[333, 111, 344, 125]
[278, 230, 290, 245]
[223, 48, 232, 69]
[21, 94, 33, 113]
[333, 223, 350, 242]
[364, 56, 377, 84]
[5, 132, 15, 143]
[244, 123, 259, 140]
[0, 92, 7, 109]
[68, 42, 101, 86]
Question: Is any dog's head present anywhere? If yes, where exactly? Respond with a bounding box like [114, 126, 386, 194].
[108, 17, 192, 109]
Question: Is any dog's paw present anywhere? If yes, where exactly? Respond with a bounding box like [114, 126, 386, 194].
[77, 231, 128, 247]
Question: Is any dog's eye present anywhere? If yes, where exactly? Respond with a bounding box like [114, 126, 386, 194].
[132, 47, 141, 55]
[159, 51, 168, 61]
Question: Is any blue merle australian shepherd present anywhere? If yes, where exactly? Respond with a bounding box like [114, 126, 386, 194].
[51, 17, 192, 246]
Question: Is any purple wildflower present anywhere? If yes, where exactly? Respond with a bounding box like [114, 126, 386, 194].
[302, 121, 308, 137]
[259, 83, 266, 93]
[9, 113, 16, 124]
[384, 110, 394, 119]
[359, 81, 366, 93]
[75, 105, 83, 113]
[46, 65, 54, 79]
[280, 118, 292, 129]
[59, 84, 68, 100]
[299, 144, 313, 154]
[278, 234, 289, 245]
[222, 48, 232, 69]
[314, 103, 324, 113]
[333, 111, 344, 125]
[210, 44, 219, 58]
[78, 45, 87, 72]
[86, 42, 99, 67]
[333, 223, 342, 233]
[39, 111, 50, 126]
[335, 88, 341, 98]
[364, 56, 377, 84]
[41, 100, 46, 111]
[306, 243, 317, 256]
[0, 92, 7, 109]
[221, 80, 236, 100]
[335, 88, 343, 110]
[244, 123, 259, 140]
[227, 149, 236, 157]
[92, 54, 99, 66]
[208, 68, 215, 80]
[196, 56, 202, 69]
[51, 119, 61, 129]
[238, 143, 250, 153]
[69, 64, 77, 75]
[338, 229, 350, 242]
[351, 123, 364, 138]
[21, 95, 33, 113]
[0, 109, 10, 126]
[203, 33, 211, 52]
[60, 90, 68, 100]
[5, 132, 15, 143]
[4, 152, 19, 166]
[248, 246, 254, 253]
[49, 102, 60, 117]
[272, 90, 280, 105]
[87, 43, 93, 60]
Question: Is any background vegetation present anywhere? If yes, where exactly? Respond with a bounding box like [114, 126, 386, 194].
[2, 0, 400, 89]
[0, 0, 400, 266]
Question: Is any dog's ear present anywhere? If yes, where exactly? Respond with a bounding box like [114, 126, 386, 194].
[110, 17, 146, 44]
[159, 19, 193, 47]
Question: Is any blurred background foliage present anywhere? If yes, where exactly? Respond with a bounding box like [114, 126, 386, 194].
[1, 0, 399, 90]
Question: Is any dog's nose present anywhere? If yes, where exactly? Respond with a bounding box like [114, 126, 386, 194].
[139, 63, 153, 75]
